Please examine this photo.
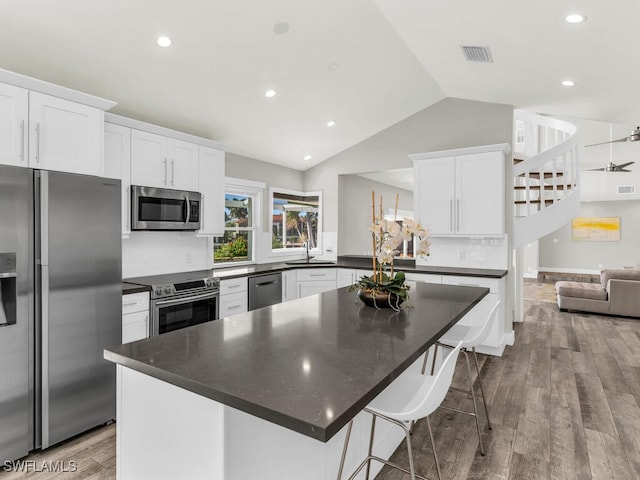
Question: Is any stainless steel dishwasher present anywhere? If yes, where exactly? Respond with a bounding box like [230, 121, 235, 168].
[248, 272, 282, 310]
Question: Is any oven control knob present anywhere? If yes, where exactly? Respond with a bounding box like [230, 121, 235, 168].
[155, 287, 162, 296]
[164, 287, 172, 294]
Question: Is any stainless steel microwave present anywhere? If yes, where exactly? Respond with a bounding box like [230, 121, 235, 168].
[131, 186, 201, 231]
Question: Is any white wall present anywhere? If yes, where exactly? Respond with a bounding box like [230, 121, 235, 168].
[303, 97, 514, 233]
[539, 200, 640, 272]
[338, 175, 413, 255]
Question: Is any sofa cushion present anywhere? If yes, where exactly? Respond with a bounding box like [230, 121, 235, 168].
[556, 281, 608, 301]
[600, 269, 640, 288]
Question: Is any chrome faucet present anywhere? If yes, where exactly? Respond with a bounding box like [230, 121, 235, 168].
[304, 240, 312, 262]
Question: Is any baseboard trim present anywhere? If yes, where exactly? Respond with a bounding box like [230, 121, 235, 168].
[538, 267, 600, 275]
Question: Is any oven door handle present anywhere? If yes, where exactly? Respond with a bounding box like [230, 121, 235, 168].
[154, 291, 218, 307]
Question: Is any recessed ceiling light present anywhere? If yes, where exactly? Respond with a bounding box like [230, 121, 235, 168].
[565, 14, 586, 24]
[561, 80, 576, 87]
[265, 89, 276, 98]
[303, 155, 312, 161]
[157, 36, 172, 48]
[273, 22, 289, 35]
[327, 120, 336, 127]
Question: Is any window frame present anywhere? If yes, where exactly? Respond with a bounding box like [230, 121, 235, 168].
[213, 177, 264, 268]
[269, 187, 322, 256]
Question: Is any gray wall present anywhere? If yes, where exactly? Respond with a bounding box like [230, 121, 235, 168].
[303, 97, 514, 232]
[226, 152, 304, 233]
[339, 175, 413, 255]
[539, 200, 640, 271]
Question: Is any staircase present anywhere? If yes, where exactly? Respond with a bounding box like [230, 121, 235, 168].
[512, 110, 580, 248]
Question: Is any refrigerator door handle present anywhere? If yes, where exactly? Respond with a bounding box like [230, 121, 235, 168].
[40, 264, 50, 449]
[37, 171, 51, 448]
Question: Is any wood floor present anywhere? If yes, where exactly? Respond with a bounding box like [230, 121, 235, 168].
[2, 280, 639, 480]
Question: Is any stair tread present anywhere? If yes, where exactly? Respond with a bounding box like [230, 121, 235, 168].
[519, 172, 564, 178]
[514, 185, 572, 190]
[514, 199, 555, 205]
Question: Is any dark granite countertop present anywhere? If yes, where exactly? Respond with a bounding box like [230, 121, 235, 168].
[206, 255, 507, 281]
[122, 282, 151, 295]
[105, 283, 488, 442]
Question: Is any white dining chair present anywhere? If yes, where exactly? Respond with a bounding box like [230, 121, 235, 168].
[425, 299, 501, 456]
[336, 340, 463, 480]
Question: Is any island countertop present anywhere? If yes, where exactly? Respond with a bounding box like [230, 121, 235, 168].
[104, 283, 488, 442]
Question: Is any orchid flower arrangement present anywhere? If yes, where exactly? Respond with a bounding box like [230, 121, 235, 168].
[352, 192, 430, 310]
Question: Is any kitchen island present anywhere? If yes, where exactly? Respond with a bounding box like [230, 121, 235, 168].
[104, 283, 489, 480]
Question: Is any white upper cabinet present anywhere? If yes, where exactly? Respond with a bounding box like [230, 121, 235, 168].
[197, 146, 225, 236]
[104, 123, 132, 235]
[28, 91, 103, 175]
[412, 145, 508, 236]
[0, 83, 28, 167]
[130, 130, 198, 191]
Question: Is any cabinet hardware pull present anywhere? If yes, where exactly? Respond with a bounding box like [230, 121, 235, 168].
[35, 123, 41, 163]
[456, 199, 460, 231]
[163, 158, 168, 185]
[228, 305, 241, 310]
[20, 120, 25, 162]
[123, 301, 138, 307]
[171, 159, 175, 185]
[227, 284, 241, 289]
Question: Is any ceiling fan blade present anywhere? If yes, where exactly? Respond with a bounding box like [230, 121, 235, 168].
[584, 136, 629, 147]
[615, 161, 635, 169]
[585, 167, 606, 171]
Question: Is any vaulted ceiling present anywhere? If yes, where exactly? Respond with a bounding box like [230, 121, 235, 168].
[1, 0, 638, 170]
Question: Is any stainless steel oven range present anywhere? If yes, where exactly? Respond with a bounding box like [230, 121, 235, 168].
[128, 270, 220, 336]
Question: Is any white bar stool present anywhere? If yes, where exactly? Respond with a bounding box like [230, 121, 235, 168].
[426, 299, 501, 456]
[336, 340, 463, 480]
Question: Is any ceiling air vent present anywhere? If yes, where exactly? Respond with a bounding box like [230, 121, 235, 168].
[617, 185, 636, 195]
[461, 45, 494, 63]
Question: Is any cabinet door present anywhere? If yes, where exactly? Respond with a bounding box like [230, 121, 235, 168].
[0, 83, 28, 167]
[130, 129, 168, 188]
[104, 123, 131, 235]
[198, 146, 225, 236]
[122, 310, 149, 344]
[297, 280, 336, 299]
[455, 152, 504, 235]
[282, 270, 298, 302]
[337, 269, 356, 288]
[29, 92, 103, 175]
[414, 157, 455, 234]
[168, 139, 198, 190]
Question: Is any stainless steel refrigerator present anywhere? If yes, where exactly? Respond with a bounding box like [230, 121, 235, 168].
[0, 165, 121, 462]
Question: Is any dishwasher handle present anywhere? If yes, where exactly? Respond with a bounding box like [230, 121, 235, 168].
[255, 280, 277, 287]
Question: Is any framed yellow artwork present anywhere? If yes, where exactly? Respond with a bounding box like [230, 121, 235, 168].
[572, 217, 620, 241]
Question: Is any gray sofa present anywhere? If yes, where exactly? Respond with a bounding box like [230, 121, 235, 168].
[556, 269, 640, 317]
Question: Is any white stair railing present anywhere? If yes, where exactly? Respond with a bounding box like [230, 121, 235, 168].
[512, 110, 580, 248]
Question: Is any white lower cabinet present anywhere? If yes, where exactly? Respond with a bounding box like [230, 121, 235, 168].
[441, 275, 506, 355]
[337, 269, 358, 288]
[296, 269, 337, 298]
[282, 270, 298, 302]
[405, 273, 441, 284]
[122, 292, 150, 344]
[219, 278, 248, 317]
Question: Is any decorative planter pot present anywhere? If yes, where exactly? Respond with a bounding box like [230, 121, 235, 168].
[357, 289, 405, 310]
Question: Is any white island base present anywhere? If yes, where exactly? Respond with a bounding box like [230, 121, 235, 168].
[116, 365, 411, 480]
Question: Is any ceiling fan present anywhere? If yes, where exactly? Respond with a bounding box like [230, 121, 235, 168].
[584, 126, 640, 147]
[585, 161, 635, 172]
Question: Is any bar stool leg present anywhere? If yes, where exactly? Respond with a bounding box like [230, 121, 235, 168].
[472, 347, 492, 430]
[365, 415, 376, 480]
[336, 420, 353, 480]
[463, 349, 485, 455]
[425, 416, 442, 480]
[402, 421, 418, 480]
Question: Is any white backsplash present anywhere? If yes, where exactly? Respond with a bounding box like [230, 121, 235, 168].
[417, 236, 508, 270]
[122, 232, 211, 278]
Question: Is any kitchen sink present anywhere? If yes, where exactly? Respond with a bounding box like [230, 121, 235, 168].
[285, 259, 336, 266]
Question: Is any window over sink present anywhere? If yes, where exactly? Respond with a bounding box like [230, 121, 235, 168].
[270, 188, 322, 255]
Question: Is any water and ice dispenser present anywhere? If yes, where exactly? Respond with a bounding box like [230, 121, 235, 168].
[0, 252, 16, 326]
